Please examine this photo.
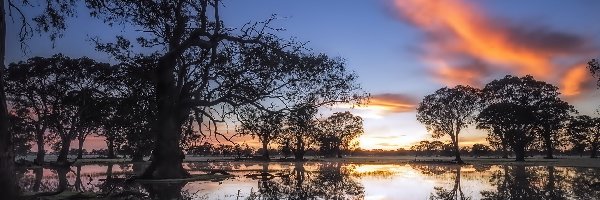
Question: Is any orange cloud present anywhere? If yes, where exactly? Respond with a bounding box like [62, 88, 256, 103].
[561, 64, 591, 97]
[368, 93, 417, 114]
[393, 0, 595, 90]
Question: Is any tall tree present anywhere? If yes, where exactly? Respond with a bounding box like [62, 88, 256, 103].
[479, 75, 567, 161]
[5, 60, 54, 164]
[317, 111, 364, 158]
[567, 115, 600, 158]
[237, 108, 285, 160]
[416, 85, 481, 163]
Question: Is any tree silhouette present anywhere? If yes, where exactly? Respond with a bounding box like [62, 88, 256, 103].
[479, 75, 569, 161]
[417, 85, 481, 163]
[284, 102, 319, 160]
[237, 108, 285, 160]
[85, 0, 364, 179]
[477, 103, 537, 161]
[317, 111, 364, 158]
[567, 115, 600, 158]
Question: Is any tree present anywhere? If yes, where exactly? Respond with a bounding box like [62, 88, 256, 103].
[471, 144, 492, 157]
[567, 115, 600, 158]
[317, 111, 364, 158]
[479, 75, 567, 161]
[477, 103, 537, 161]
[285, 102, 319, 160]
[5, 59, 56, 164]
[417, 85, 481, 163]
[237, 108, 285, 160]
[534, 98, 573, 159]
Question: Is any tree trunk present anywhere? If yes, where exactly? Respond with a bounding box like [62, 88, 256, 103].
[544, 135, 554, 159]
[591, 145, 598, 158]
[294, 135, 305, 160]
[261, 136, 270, 160]
[0, 1, 19, 197]
[77, 136, 85, 159]
[106, 137, 116, 159]
[515, 146, 526, 162]
[142, 56, 189, 179]
[35, 130, 45, 165]
[57, 136, 71, 165]
[132, 152, 144, 162]
[336, 141, 342, 158]
[453, 139, 462, 163]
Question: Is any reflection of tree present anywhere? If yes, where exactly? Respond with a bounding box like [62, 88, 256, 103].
[249, 162, 364, 199]
[481, 165, 570, 200]
[416, 165, 471, 200]
[571, 168, 600, 199]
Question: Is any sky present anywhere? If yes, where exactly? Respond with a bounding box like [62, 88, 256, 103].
[6, 0, 600, 150]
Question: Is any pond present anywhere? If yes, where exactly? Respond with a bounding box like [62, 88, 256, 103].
[17, 162, 600, 199]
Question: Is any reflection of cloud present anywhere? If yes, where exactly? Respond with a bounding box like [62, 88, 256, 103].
[561, 64, 592, 97]
[393, 0, 597, 96]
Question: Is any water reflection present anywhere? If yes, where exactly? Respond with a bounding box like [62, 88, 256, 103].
[247, 162, 364, 199]
[16, 162, 600, 199]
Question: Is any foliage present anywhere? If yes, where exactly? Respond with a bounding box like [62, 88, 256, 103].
[317, 111, 364, 158]
[417, 85, 481, 162]
[567, 115, 600, 158]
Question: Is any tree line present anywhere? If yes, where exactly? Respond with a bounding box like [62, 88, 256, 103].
[417, 74, 600, 163]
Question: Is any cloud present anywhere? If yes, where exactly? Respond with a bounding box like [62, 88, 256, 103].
[561, 64, 593, 97]
[367, 93, 417, 114]
[392, 0, 597, 94]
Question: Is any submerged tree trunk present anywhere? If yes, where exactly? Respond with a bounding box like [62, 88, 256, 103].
[514, 146, 526, 162]
[33, 167, 43, 192]
[106, 138, 116, 159]
[0, 1, 19, 197]
[141, 56, 189, 179]
[35, 130, 45, 165]
[57, 136, 72, 165]
[261, 136, 270, 160]
[294, 135, 305, 160]
[544, 134, 554, 159]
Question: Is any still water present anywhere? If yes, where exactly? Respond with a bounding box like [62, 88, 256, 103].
[17, 162, 600, 199]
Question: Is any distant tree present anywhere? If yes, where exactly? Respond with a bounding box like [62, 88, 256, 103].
[285, 102, 320, 160]
[479, 75, 567, 161]
[567, 115, 600, 158]
[417, 85, 481, 163]
[477, 103, 537, 161]
[237, 108, 285, 160]
[317, 111, 364, 158]
[471, 144, 492, 157]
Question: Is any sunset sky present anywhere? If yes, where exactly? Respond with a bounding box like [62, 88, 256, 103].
[6, 0, 600, 150]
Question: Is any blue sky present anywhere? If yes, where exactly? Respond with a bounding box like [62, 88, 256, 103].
[6, 0, 600, 150]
